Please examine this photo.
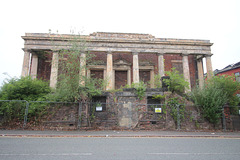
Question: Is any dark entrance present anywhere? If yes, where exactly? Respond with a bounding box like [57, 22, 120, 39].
[140, 70, 150, 86]
[90, 70, 104, 79]
[115, 71, 127, 89]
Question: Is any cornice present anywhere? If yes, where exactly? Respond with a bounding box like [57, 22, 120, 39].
[22, 33, 213, 46]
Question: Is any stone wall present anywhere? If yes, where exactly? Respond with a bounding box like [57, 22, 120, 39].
[19, 90, 217, 131]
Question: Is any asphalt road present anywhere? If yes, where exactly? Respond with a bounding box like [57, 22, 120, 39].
[0, 137, 240, 160]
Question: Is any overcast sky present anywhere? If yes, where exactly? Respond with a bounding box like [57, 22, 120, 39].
[0, 0, 239, 86]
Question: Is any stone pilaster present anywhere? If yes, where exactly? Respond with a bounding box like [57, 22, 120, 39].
[30, 53, 38, 79]
[106, 52, 113, 90]
[197, 57, 204, 89]
[182, 54, 191, 92]
[132, 52, 139, 83]
[79, 52, 86, 86]
[50, 50, 59, 88]
[206, 54, 213, 79]
[127, 69, 131, 86]
[150, 70, 154, 88]
[157, 52, 165, 77]
[21, 49, 31, 77]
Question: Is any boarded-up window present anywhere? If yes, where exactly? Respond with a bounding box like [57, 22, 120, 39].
[115, 71, 127, 89]
[91, 70, 104, 79]
[139, 70, 150, 84]
[172, 62, 183, 74]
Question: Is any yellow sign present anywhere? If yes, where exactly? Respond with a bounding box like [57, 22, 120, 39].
[155, 108, 162, 113]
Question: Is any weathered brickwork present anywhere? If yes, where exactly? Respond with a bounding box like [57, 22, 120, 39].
[164, 54, 197, 88]
[115, 71, 128, 89]
[36, 52, 52, 81]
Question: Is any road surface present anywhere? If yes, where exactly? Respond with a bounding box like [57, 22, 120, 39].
[0, 137, 240, 160]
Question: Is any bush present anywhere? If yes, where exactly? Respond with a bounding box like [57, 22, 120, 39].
[131, 81, 147, 100]
[0, 76, 51, 122]
[0, 76, 51, 101]
[163, 68, 189, 94]
[191, 85, 226, 125]
[191, 75, 240, 125]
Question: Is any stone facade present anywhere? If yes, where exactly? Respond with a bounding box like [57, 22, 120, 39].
[21, 32, 213, 90]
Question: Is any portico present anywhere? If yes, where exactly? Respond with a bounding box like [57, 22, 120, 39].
[21, 32, 213, 91]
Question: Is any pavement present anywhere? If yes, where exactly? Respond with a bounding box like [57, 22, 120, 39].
[0, 130, 240, 138]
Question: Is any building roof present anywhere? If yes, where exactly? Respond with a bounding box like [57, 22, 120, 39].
[215, 61, 240, 74]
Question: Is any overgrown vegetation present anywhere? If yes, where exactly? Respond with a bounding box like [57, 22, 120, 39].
[148, 74, 162, 88]
[191, 75, 240, 125]
[163, 68, 189, 94]
[167, 97, 185, 125]
[50, 33, 107, 102]
[0, 76, 51, 122]
[129, 81, 147, 100]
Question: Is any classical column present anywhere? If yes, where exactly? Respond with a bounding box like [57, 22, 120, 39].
[127, 69, 131, 86]
[30, 53, 38, 79]
[150, 70, 154, 88]
[79, 52, 86, 85]
[197, 57, 204, 89]
[182, 54, 191, 92]
[206, 54, 213, 79]
[132, 52, 139, 83]
[157, 53, 165, 77]
[21, 49, 31, 77]
[106, 52, 113, 90]
[50, 50, 59, 88]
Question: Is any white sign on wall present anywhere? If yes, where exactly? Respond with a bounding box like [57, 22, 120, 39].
[96, 106, 103, 112]
[155, 108, 162, 113]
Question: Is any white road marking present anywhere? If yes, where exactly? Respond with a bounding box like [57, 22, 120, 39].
[148, 152, 240, 155]
[0, 153, 92, 156]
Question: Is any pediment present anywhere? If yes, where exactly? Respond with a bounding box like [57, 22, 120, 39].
[114, 59, 131, 66]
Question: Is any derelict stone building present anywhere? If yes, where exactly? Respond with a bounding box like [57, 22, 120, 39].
[21, 32, 213, 91]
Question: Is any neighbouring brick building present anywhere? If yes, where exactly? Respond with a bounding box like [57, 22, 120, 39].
[21, 32, 213, 90]
[215, 61, 240, 82]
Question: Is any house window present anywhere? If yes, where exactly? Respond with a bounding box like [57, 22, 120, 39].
[235, 72, 240, 82]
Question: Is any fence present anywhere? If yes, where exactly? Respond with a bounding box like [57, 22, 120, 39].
[223, 105, 240, 131]
[0, 100, 29, 128]
[0, 100, 239, 131]
[0, 100, 121, 130]
[135, 103, 203, 130]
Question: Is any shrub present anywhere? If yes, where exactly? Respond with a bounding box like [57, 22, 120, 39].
[167, 97, 185, 125]
[132, 81, 147, 100]
[0, 76, 51, 101]
[163, 68, 189, 94]
[191, 75, 240, 125]
[0, 76, 51, 122]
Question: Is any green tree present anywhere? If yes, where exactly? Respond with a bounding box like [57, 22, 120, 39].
[50, 32, 106, 102]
